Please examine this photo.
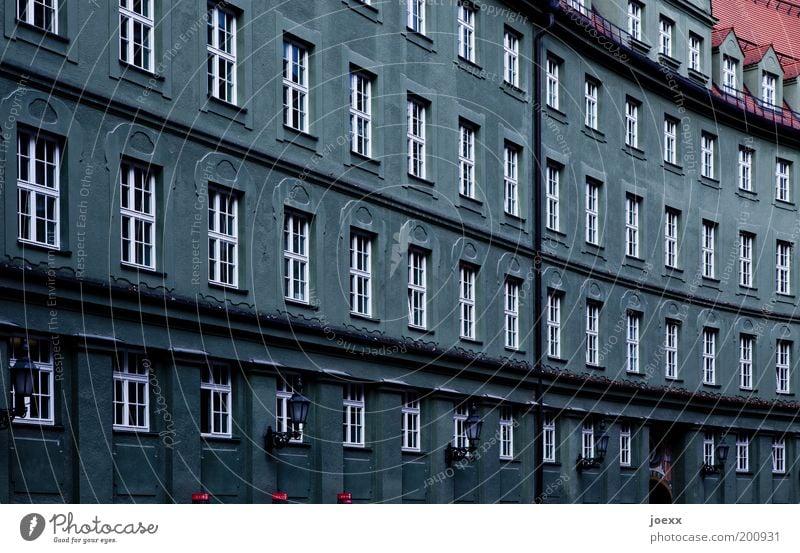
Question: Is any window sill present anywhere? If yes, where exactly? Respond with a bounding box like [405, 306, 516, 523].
[505, 347, 525, 354]
[11, 421, 59, 429]
[699, 176, 720, 189]
[735, 471, 754, 476]
[17, 240, 69, 256]
[500, 457, 520, 464]
[458, 193, 483, 207]
[10, 22, 71, 58]
[203, 96, 247, 126]
[343, 444, 370, 451]
[775, 294, 796, 305]
[281, 127, 319, 152]
[623, 256, 648, 270]
[773, 200, 796, 211]
[663, 162, 684, 176]
[776, 391, 795, 397]
[582, 127, 606, 143]
[699, 278, 721, 291]
[582, 243, 605, 258]
[688, 68, 709, 84]
[350, 312, 379, 323]
[455, 58, 485, 79]
[735, 288, 759, 300]
[630, 38, 651, 54]
[547, 356, 566, 363]
[736, 189, 758, 202]
[119, 263, 165, 277]
[665, 377, 684, 383]
[625, 371, 646, 378]
[622, 144, 646, 160]
[658, 53, 681, 70]
[403, 30, 435, 52]
[460, 337, 483, 346]
[284, 297, 318, 310]
[341, 0, 381, 23]
[502, 212, 526, 225]
[500, 81, 527, 102]
[347, 151, 382, 176]
[739, 387, 756, 393]
[119, 61, 162, 80]
[113, 428, 157, 436]
[702, 383, 721, 389]
[201, 434, 241, 443]
[544, 106, 567, 125]
[209, 281, 248, 295]
[407, 173, 435, 187]
[586, 364, 605, 371]
[407, 325, 433, 336]
[402, 448, 426, 457]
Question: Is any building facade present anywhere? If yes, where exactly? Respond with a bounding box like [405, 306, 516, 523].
[0, 0, 799, 503]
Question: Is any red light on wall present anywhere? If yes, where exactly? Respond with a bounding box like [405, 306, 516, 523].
[272, 492, 289, 503]
[192, 493, 210, 504]
[337, 492, 352, 504]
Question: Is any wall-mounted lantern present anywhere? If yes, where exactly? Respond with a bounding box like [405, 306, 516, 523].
[445, 402, 483, 467]
[700, 442, 730, 477]
[0, 340, 36, 430]
[576, 426, 610, 472]
[264, 377, 311, 453]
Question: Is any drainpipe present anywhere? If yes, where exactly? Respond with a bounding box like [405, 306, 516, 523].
[532, 0, 557, 504]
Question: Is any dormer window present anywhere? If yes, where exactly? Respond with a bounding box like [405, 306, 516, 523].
[723, 55, 738, 95]
[762, 72, 777, 107]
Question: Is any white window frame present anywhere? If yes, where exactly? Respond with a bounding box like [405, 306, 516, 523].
[276, 377, 303, 442]
[459, 123, 475, 198]
[201, 364, 232, 438]
[625, 100, 638, 148]
[407, 99, 426, 178]
[120, 162, 156, 270]
[581, 422, 595, 460]
[505, 279, 519, 350]
[350, 72, 372, 158]
[207, 5, 237, 104]
[626, 312, 640, 373]
[504, 145, 519, 216]
[772, 437, 786, 474]
[547, 291, 561, 358]
[739, 335, 753, 390]
[585, 181, 599, 245]
[119, 0, 154, 72]
[401, 393, 421, 452]
[738, 146, 752, 191]
[350, 233, 372, 317]
[282, 41, 309, 132]
[113, 352, 150, 431]
[546, 57, 559, 110]
[408, 249, 427, 329]
[543, 414, 556, 462]
[739, 232, 753, 288]
[659, 17, 673, 58]
[723, 55, 738, 95]
[619, 424, 631, 467]
[703, 432, 715, 466]
[407, 0, 425, 34]
[283, 213, 309, 303]
[585, 302, 599, 366]
[503, 31, 519, 87]
[17, 131, 60, 249]
[343, 384, 365, 447]
[701, 133, 715, 179]
[665, 321, 678, 379]
[459, 265, 476, 340]
[702, 221, 716, 278]
[546, 164, 559, 231]
[702, 329, 716, 385]
[776, 340, 791, 394]
[665, 209, 678, 268]
[663, 117, 677, 164]
[17, 0, 57, 33]
[499, 406, 514, 460]
[627, 1, 642, 40]
[208, 189, 238, 288]
[689, 34, 702, 72]
[625, 195, 640, 258]
[457, 4, 475, 62]
[736, 434, 749, 473]
[776, 241, 792, 295]
[9, 337, 54, 425]
[776, 159, 791, 202]
[762, 72, 777, 106]
[585, 80, 598, 130]
[453, 404, 469, 449]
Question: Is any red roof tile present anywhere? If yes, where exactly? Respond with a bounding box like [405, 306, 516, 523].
[713, 0, 800, 61]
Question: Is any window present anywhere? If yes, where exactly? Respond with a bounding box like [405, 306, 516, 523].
[739, 232, 753, 288]
[208, 189, 238, 287]
[585, 80, 598, 130]
[9, 337, 53, 425]
[401, 393, 421, 451]
[113, 352, 149, 430]
[499, 406, 514, 460]
[120, 162, 156, 270]
[453, 404, 469, 449]
[738, 147, 752, 191]
[504, 145, 519, 216]
[619, 424, 631, 467]
[586, 302, 599, 366]
[119, 0, 154, 72]
[625, 195, 640, 258]
[581, 422, 595, 460]
[776, 241, 792, 295]
[543, 414, 556, 462]
[762, 72, 777, 106]
[201, 364, 231, 437]
[407, 99, 426, 178]
[503, 31, 519, 87]
[546, 164, 559, 231]
[457, 4, 476, 62]
[350, 72, 372, 157]
[722, 55, 738, 95]
[408, 249, 427, 329]
[459, 124, 475, 198]
[772, 437, 786, 474]
[736, 434, 749, 473]
[17, 131, 60, 248]
[663, 117, 677, 164]
[702, 329, 716, 385]
[407, 0, 425, 34]
[625, 100, 639, 148]
[703, 432, 715, 466]
[659, 17, 673, 57]
[282, 41, 309, 132]
[276, 377, 303, 441]
[546, 57, 559, 110]
[665, 321, 678, 379]
[626, 312, 640, 373]
[343, 384, 365, 446]
[776, 159, 791, 202]
[702, 221, 716, 278]
[740, 335, 753, 390]
[207, 5, 236, 104]
[689, 34, 702, 72]
[350, 233, 372, 317]
[627, 1, 642, 41]
[505, 279, 519, 349]
[17, 0, 57, 32]
[664, 209, 678, 268]
[701, 133, 715, 179]
[776, 340, 791, 393]
[459, 265, 476, 340]
[284, 213, 309, 302]
[585, 181, 599, 245]
[547, 292, 561, 358]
